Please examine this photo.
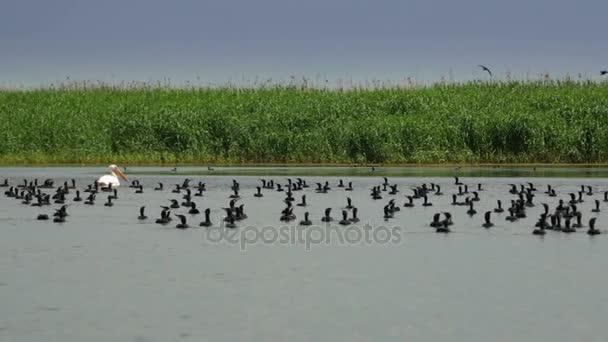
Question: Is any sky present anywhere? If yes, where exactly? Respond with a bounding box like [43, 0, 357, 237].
[1, 0, 607, 87]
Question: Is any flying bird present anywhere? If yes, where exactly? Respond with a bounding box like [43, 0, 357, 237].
[601, 70, 608, 75]
[477, 65, 493, 77]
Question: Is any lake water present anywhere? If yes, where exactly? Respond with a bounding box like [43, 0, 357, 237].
[1, 167, 608, 342]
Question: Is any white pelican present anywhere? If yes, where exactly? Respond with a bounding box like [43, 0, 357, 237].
[98, 164, 128, 187]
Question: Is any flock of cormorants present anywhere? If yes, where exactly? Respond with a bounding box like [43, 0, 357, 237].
[1, 174, 604, 236]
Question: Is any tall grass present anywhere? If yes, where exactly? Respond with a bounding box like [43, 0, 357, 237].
[1, 80, 607, 165]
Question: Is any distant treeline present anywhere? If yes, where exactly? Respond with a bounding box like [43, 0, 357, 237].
[1, 81, 607, 165]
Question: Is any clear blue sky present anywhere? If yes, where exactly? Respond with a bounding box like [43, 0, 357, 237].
[2, 0, 607, 86]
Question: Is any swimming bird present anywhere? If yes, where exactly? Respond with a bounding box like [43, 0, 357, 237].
[284, 189, 295, 203]
[430, 213, 442, 228]
[97, 165, 128, 187]
[199, 208, 213, 227]
[138, 206, 148, 220]
[345, 197, 354, 209]
[388, 184, 399, 195]
[568, 193, 577, 205]
[572, 212, 584, 228]
[300, 212, 312, 226]
[587, 217, 600, 235]
[370, 186, 382, 200]
[154, 183, 163, 191]
[404, 196, 415, 208]
[442, 212, 454, 226]
[108, 189, 118, 200]
[321, 208, 333, 222]
[592, 199, 601, 213]
[494, 200, 504, 213]
[169, 199, 180, 209]
[562, 217, 576, 233]
[345, 182, 354, 191]
[532, 221, 546, 235]
[577, 191, 584, 203]
[40, 179, 55, 189]
[53, 192, 65, 204]
[454, 176, 463, 185]
[229, 189, 240, 199]
[551, 213, 562, 231]
[505, 207, 517, 222]
[254, 187, 264, 198]
[135, 185, 144, 194]
[451, 194, 465, 206]
[175, 214, 189, 229]
[52, 205, 68, 221]
[188, 202, 200, 215]
[339, 210, 351, 225]
[315, 183, 328, 194]
[535, 213, 549, 228]
[236, 204, 248, 220]
[471, 191, 480, 202]
[181, 189, 192, 206]
[156, 207, 171, 225]
[224, 214, 237, 229]
[280, 205, 296, 222]
[383, 205, 394, 220]
[350, 207, 360, 223]
[467, 201, 477, 216]
[222, 199, 238, 214]
[129, 180, 140, 188]
[84, 193, 96, 205]
[477, 65, 492, 76]
[422, 195, 432, 207]
[296, 195, 307, 207]
[482, 211, 494, 228]
[37, 213, 49, 220]
[231, 179, 240, 191]
[436, 221, 450, 233]
[104, 196, 114, 207]
[388, 199, 400, 212]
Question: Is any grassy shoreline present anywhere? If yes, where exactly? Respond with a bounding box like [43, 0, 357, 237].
[4, 162, 608, 167]
[2, 81, 608, 165]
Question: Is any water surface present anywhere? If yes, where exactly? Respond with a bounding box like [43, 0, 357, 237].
[1, 167, 607, 342]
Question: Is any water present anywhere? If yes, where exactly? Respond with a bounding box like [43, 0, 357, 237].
[1, 167, 608, 342]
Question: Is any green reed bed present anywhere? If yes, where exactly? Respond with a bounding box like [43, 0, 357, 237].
[1, 81, 607, 165]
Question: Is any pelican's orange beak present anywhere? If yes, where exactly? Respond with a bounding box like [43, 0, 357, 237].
[113, 167, 128, 182]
